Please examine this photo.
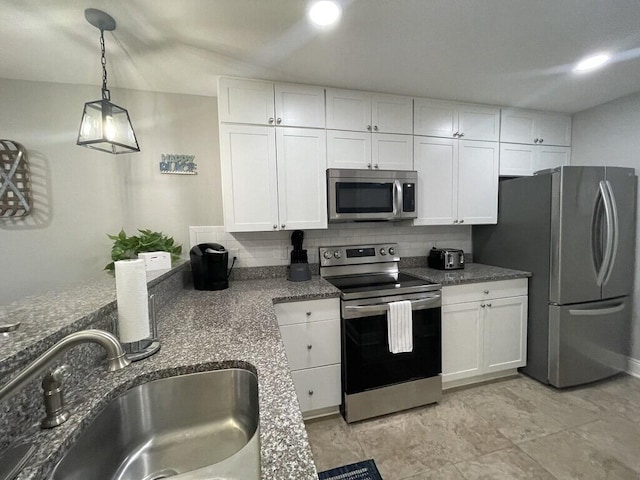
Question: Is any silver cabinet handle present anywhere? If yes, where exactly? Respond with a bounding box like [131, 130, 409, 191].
[484, 290, 489, 294]
[373, 125, 378, 131]
[367, 125, 372, 131]
[281, 224, 286, 229]
[459, 132, 465, 137]
[453, 220, 458, 223]
[374, 164, 379, 169]
[308, 390, 314, 395]
[459, 219, 464, 223]
[481, 304, 486, 308]
[273, 225, 277, 229]
[268, 117, 274, 124]
[307, 344, 312, 350]
[486, 303, 492, 307]
[306, 311, 312, 316]
[453, 132, 459, 138]
[539, 138, 543, 143]
[276, 118, 282, 125]
[367, 163, 372, 169]
[534, 138, 539, 143]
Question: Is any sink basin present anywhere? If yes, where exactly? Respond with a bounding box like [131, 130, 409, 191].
[50, 369, 260, 480]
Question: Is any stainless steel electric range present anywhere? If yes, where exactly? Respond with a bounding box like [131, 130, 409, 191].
[319, 243, 442, 423]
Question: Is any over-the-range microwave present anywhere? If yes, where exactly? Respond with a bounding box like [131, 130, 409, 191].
[327, 168, 417, 223]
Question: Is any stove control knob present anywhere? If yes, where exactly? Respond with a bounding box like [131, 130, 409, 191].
[379, 248, 386, 255]
[334, 250, 342, 259]
[323, 251, 332, 260]
[388, 247, 395, 255]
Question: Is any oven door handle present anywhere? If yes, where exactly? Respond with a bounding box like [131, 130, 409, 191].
[344, 295, 441, 315]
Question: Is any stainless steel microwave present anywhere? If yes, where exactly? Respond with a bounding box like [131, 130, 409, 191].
[327, 168, 417, 222]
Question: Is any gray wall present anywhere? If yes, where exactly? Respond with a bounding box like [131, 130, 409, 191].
[0, 78, 222, 303]
[571, 91, 640, 361]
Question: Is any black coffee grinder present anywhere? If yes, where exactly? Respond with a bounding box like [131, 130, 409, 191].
[288, 230, 311, 282]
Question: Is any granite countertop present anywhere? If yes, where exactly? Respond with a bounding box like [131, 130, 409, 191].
[8, 275, 340, 480]
[404, 262, 531, 286]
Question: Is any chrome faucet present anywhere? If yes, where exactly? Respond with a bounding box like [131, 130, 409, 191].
[0, 329, 130, 428]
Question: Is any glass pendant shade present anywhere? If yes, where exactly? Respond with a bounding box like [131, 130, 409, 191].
[77, 98, 140, 154]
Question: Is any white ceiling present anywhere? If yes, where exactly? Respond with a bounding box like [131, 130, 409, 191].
[2, 0, 640, 113]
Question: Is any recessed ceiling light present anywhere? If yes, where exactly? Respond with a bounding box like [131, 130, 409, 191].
[573, 53, 611, 73]
[308, 0, 342, 26]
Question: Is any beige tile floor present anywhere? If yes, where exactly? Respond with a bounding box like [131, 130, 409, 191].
[305, 374, 640, 480]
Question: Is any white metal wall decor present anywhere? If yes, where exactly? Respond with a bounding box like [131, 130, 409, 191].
[159, 154, 197, 175]
[0, 140, 32, 217]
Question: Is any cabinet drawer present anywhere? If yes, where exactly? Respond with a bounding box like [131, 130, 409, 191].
[291, 364, 341, 413]
[443, 279, 528, 305]
[274, 298, 340, 326]
[280, 319, 341, 370]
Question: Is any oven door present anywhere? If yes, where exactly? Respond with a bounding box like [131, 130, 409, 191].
[341, 293, 442, 395]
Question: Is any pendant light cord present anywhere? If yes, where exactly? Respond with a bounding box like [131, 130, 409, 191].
[100, 29, 110, 101]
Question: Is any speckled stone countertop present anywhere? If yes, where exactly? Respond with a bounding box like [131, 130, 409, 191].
[404, 262, 531, 286]
[0, 262, 188, 377]
[10, 276, 339, 480]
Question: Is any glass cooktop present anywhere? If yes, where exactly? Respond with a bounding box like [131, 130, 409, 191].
[326, 272, 440, 300]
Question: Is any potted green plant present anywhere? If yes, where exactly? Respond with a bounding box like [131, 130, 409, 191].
[105, 229, 182, 270]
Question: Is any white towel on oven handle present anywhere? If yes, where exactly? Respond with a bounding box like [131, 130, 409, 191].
[387, 300, 413, 354]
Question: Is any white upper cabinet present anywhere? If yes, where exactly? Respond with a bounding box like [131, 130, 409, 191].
[218, 77, 325, 127]
[414, 137, 498, 225]
[326, 89, 413, 134]
[218, 77, 275, 126]
[276, 128, 327, 230]
[372, 134, 414, 170]
[501, 108, 572, 146]
[326, 130, 372, 169]
[274, 83, 326, 128]
[414, 99, 500, 142]
[500, 143, 571, 176]
[220, 124, 327, 232]
[219, 124, 279, 231]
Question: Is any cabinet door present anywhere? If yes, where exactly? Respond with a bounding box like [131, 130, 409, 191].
[536, 113, 572, 146]
[326, 88, 372, 132]
[457, 140, 498, 224]
[327, 130, 371, 169]
[219, 124, 279, 232]
[371, 93, 413, 134]
[534, 145, 571, 173]
[484, 296, 528, 373]
[291, 364, 341, 413]
[372, 133, 413, 170]
[218, 77, 274, 125]
[442, 301, 484, 382]
[500, 108, 537, 144]
[499, 143, 535, 176]
[276, 128, 327, 230]
[279, 319, 341, 370]
[274, 83, 325, 128]
[413, 136, 457, 225]
[414, 98, 458, 138]
[458, 104, 500, 142]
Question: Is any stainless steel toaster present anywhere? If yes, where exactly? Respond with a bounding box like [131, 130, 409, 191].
[428, 247, 465, 270]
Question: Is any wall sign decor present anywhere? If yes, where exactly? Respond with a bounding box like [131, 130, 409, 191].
[0, 140, 32, 218]
[159, 154, 197, 175]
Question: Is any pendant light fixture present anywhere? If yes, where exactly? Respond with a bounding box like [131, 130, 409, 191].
[77, 8, 140, 154]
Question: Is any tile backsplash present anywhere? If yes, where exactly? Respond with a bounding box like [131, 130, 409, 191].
[189, 224, 472, 268]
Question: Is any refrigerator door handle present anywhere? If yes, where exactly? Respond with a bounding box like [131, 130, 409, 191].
[596, 181, 614, 287]
[568, 302, 625, 316]
[603, 180, 619, 285]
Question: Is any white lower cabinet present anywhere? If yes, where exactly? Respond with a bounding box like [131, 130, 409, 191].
[442, 279, 528, 387]
[275, 298, 341, 416]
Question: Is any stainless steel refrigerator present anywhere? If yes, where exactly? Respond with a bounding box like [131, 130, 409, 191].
[473, 166, 636, 387]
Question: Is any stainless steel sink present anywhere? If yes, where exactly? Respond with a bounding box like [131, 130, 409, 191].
[50, 369, 260, 480]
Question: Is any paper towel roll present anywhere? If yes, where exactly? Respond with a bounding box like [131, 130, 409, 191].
[115, 259, 150, 343]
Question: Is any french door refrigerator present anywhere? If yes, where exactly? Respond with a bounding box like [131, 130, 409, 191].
[473, 166, 636, 387]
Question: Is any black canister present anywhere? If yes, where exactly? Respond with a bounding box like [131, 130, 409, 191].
[190, 243, 229, 290]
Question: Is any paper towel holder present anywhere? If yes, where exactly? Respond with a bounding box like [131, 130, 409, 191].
[120, 294, 161, 361]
